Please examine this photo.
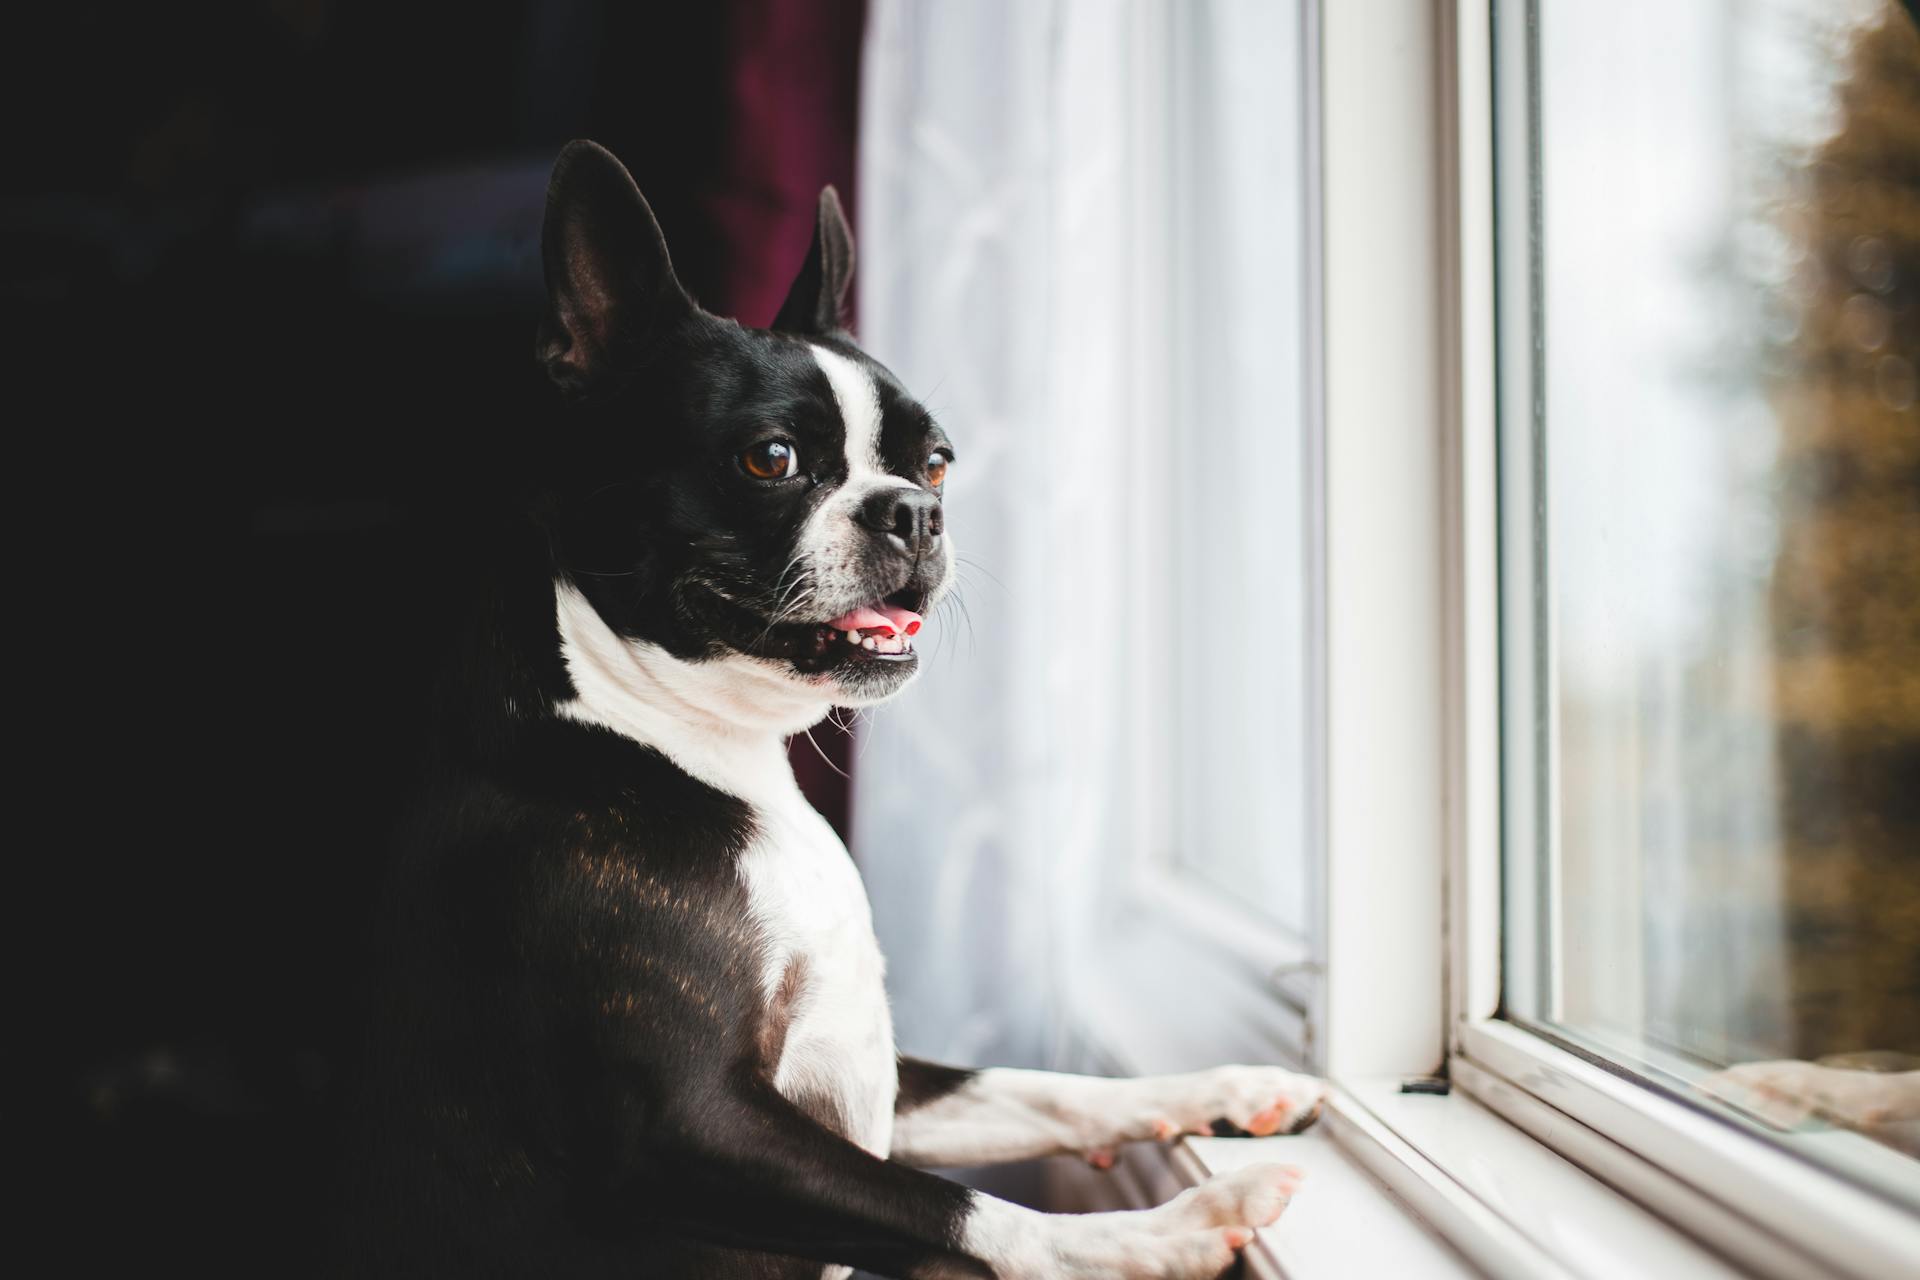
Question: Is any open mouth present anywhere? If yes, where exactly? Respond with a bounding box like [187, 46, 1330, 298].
[815, 593, 925, 661]
[785, 586, 930, 675]
[697, 584, 933, 675]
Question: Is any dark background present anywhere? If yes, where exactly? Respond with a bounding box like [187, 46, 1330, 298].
[7, 1, 864, 1265]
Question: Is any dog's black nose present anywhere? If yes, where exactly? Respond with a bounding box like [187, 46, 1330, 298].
[854, 486, 943, 559]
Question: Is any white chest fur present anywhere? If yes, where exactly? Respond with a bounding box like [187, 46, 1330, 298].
[740, 791, 899, 1157]
[553, 582, 899, 1162]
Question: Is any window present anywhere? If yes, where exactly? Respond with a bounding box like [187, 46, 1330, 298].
[1109, 0, 1322, 1069]
[864, 1, 1920, 1271]
[1158, 0, 1316, 941]
[1468, 0, 1920, 1266]
[1499, 0, 1919, 1187]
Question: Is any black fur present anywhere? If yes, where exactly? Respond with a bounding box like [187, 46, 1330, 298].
[895, 1059, 981, 1115]
[342, 142, 985, 1278]
[772, 186, 856, 335]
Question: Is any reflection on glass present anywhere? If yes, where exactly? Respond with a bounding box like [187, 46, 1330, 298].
[1517, 0, 1920, 1182]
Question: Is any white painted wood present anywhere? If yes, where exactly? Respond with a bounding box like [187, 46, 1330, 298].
[1458, 1021, 1920, 1280]
[1319, 0, 1448, 1079]
[1437, 0, 1503, 1040]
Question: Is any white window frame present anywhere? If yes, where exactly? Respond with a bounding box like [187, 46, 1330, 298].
[1446, 3, 1920, 1277]
[1099, 3, 1920, 1278]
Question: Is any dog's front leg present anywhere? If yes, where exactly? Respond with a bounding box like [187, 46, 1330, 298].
[892, 1058, 1326, 1169]
[642, 1072, 1297, 1279]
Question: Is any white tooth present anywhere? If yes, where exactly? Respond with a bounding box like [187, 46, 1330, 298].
[845, 629, 860, 643]
[863, 637, 878, 651]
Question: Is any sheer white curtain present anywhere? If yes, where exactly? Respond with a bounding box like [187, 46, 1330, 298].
[852, 0, 1314, 1074]
[852, 0, 1146, 1071]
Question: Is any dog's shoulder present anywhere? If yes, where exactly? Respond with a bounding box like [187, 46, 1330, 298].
[362, 730, 778, 1164]
[393, 722, 761, 954]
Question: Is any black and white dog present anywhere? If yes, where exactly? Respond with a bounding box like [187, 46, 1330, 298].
[351, 140, 1321, 1279]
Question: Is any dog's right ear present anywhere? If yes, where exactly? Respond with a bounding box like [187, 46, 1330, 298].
[538, 140, 693, 397]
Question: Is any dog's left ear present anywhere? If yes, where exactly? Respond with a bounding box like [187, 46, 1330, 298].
[772, 186, 855, 336]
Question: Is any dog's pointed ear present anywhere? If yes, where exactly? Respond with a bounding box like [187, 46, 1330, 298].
[538, 140, 693, 396]
[772, 185, 855, 336]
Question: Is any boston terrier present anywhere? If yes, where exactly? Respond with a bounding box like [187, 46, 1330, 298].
[348, 140, 1324, 1279]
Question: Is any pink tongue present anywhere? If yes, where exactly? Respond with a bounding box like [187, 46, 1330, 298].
[824, 602, 924, 637]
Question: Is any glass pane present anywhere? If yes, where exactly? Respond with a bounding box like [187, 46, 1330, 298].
[1165, 1, 1315, 935]
[1504, 0, 1920, 1196]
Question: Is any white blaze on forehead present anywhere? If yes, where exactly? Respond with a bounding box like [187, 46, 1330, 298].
[808, 344, 888, 479]
[794, 342, 923, 627]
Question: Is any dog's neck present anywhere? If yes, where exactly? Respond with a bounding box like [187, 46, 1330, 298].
[552, 580, 828, 807]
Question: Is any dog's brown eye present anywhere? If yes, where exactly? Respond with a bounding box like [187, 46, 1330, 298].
[741, 440, 798, 480]
[926, 450, 950, 488]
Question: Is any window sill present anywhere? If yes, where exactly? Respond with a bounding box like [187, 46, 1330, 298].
[1157, 1081, 1743, 1280]
[1073, 978, 1774, 1277]
[1456, 1019, 1920, 1279]
[1168, 1121, 1474, 1280]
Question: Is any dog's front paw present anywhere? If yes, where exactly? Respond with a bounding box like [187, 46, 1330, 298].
[1147, 1160, 1305, 1231]
[979, 1163, 1304, 1278]
[1144, 1065, 1328, 1140]
[1050, 1065, 1328, 1167]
